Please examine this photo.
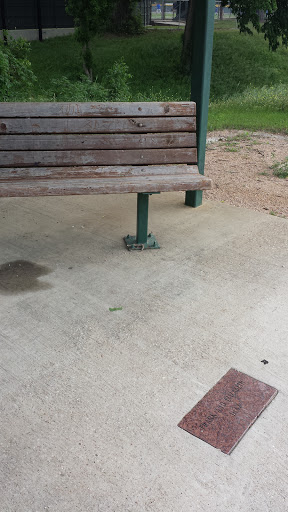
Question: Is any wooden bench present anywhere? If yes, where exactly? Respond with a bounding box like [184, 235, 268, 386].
[0, 101, 212, 249]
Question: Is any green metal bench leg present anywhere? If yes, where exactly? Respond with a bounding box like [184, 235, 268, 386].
[137, 192, 149, 244]
[185, 190, 203, 208]
[124, 193, 160, 250]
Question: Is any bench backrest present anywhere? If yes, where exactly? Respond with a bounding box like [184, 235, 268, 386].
[0, 102, 197, 169]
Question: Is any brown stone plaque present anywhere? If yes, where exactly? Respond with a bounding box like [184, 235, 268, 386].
[178, 368, 277, 454]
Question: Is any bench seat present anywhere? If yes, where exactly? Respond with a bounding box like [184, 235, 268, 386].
[0, 101, 212, 249]
[0, 165, 211, 197]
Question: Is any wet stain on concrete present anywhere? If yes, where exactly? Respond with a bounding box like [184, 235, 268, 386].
[0, 260, 52, 295]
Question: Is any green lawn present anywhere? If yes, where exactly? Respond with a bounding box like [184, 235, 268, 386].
[27, 25, 288, 133]
[209, 107, 288, 133]
[30, 30, 189, 100]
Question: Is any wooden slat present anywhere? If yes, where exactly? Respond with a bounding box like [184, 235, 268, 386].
[0, 101, 196, 118]
[0, 117, 196, 135]
[0, 148, 197, 168]
[0, 132, 196, 151]
[0, 164, 200, 180]
[0, 101, 207, 200]
[0, 174, 212, 197]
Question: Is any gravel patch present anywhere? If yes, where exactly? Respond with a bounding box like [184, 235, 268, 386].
[204, 130, 288, 218]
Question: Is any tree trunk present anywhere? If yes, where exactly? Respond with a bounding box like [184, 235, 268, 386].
[82, 43, 93, 81]
[181, 0, 196, 73]
[112, 0, 132, 28]
[161, 0, 165, 20]
[258, 10, 265, 23]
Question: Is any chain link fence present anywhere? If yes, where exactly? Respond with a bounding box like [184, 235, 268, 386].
[1, 0, 238, 38]
[0, 0, 73, 31]
[150, 1, 189, 22]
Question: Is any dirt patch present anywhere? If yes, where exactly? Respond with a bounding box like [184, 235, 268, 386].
[203, 130, 288, 218]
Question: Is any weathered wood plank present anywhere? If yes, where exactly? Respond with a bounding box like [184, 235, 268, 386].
[0, 164, 200, 180]
[0, 174, 212, 197]
[0, 100, 209, 201]
[0, 148, 197, 167]
[0, 132, 196, 151]
[0, 102, 196, 118]
[0, 117, 196, 135]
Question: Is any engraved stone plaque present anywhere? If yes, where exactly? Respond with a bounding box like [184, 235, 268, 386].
[178, 368, 277, 454]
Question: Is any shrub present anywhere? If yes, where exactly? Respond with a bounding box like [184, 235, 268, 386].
[271, 157, 288, 179]
[49, 75, 108, 101]
[212, 84, 288, 112]
[109, 0, 144, 36]
[0, 34, 36, 101]
[134, 88, 182, 102]
[48, 59, 132, 102]
[102, 59, 132, 101]
[118, 12, 144, 36]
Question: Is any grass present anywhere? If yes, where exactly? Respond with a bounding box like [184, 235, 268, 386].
[220, 133, 252, 152]
[24, 24, 288, 133]
[208, 105, 288, 133]
[151, 13, 174, 20]
[214, 19, 238, 31]
[224, 144, 239, 152]
[225, 132, 253, 142]
[270, 158, 288, 179]
[29, 31, 190, 101]
[210, 31, 288, 100]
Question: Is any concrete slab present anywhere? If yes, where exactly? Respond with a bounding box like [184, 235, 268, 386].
[152, 20, 185, 27]
[0, 193, 287, 512]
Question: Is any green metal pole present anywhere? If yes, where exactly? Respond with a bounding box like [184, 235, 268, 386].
[185, 0, 215, 207]
[136, 193, 149, 244]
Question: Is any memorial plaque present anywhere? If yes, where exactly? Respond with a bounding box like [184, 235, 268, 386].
[178, 368, 277, 454]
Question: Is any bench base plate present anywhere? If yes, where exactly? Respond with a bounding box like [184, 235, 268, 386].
[124, 233, 160, 251]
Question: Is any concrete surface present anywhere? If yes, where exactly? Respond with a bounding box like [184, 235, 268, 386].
[152, 20, 185, 27]
[0, 193, 287, 512]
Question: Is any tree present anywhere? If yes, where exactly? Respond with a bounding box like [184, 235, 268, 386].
[219, 5, 224, 20]
[223, 0, 288, 51]
[65, 0, 115, 80]
[110, 0, 143, 35]
[182, 0, 288, 72]
[181, 0, 196, 73]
